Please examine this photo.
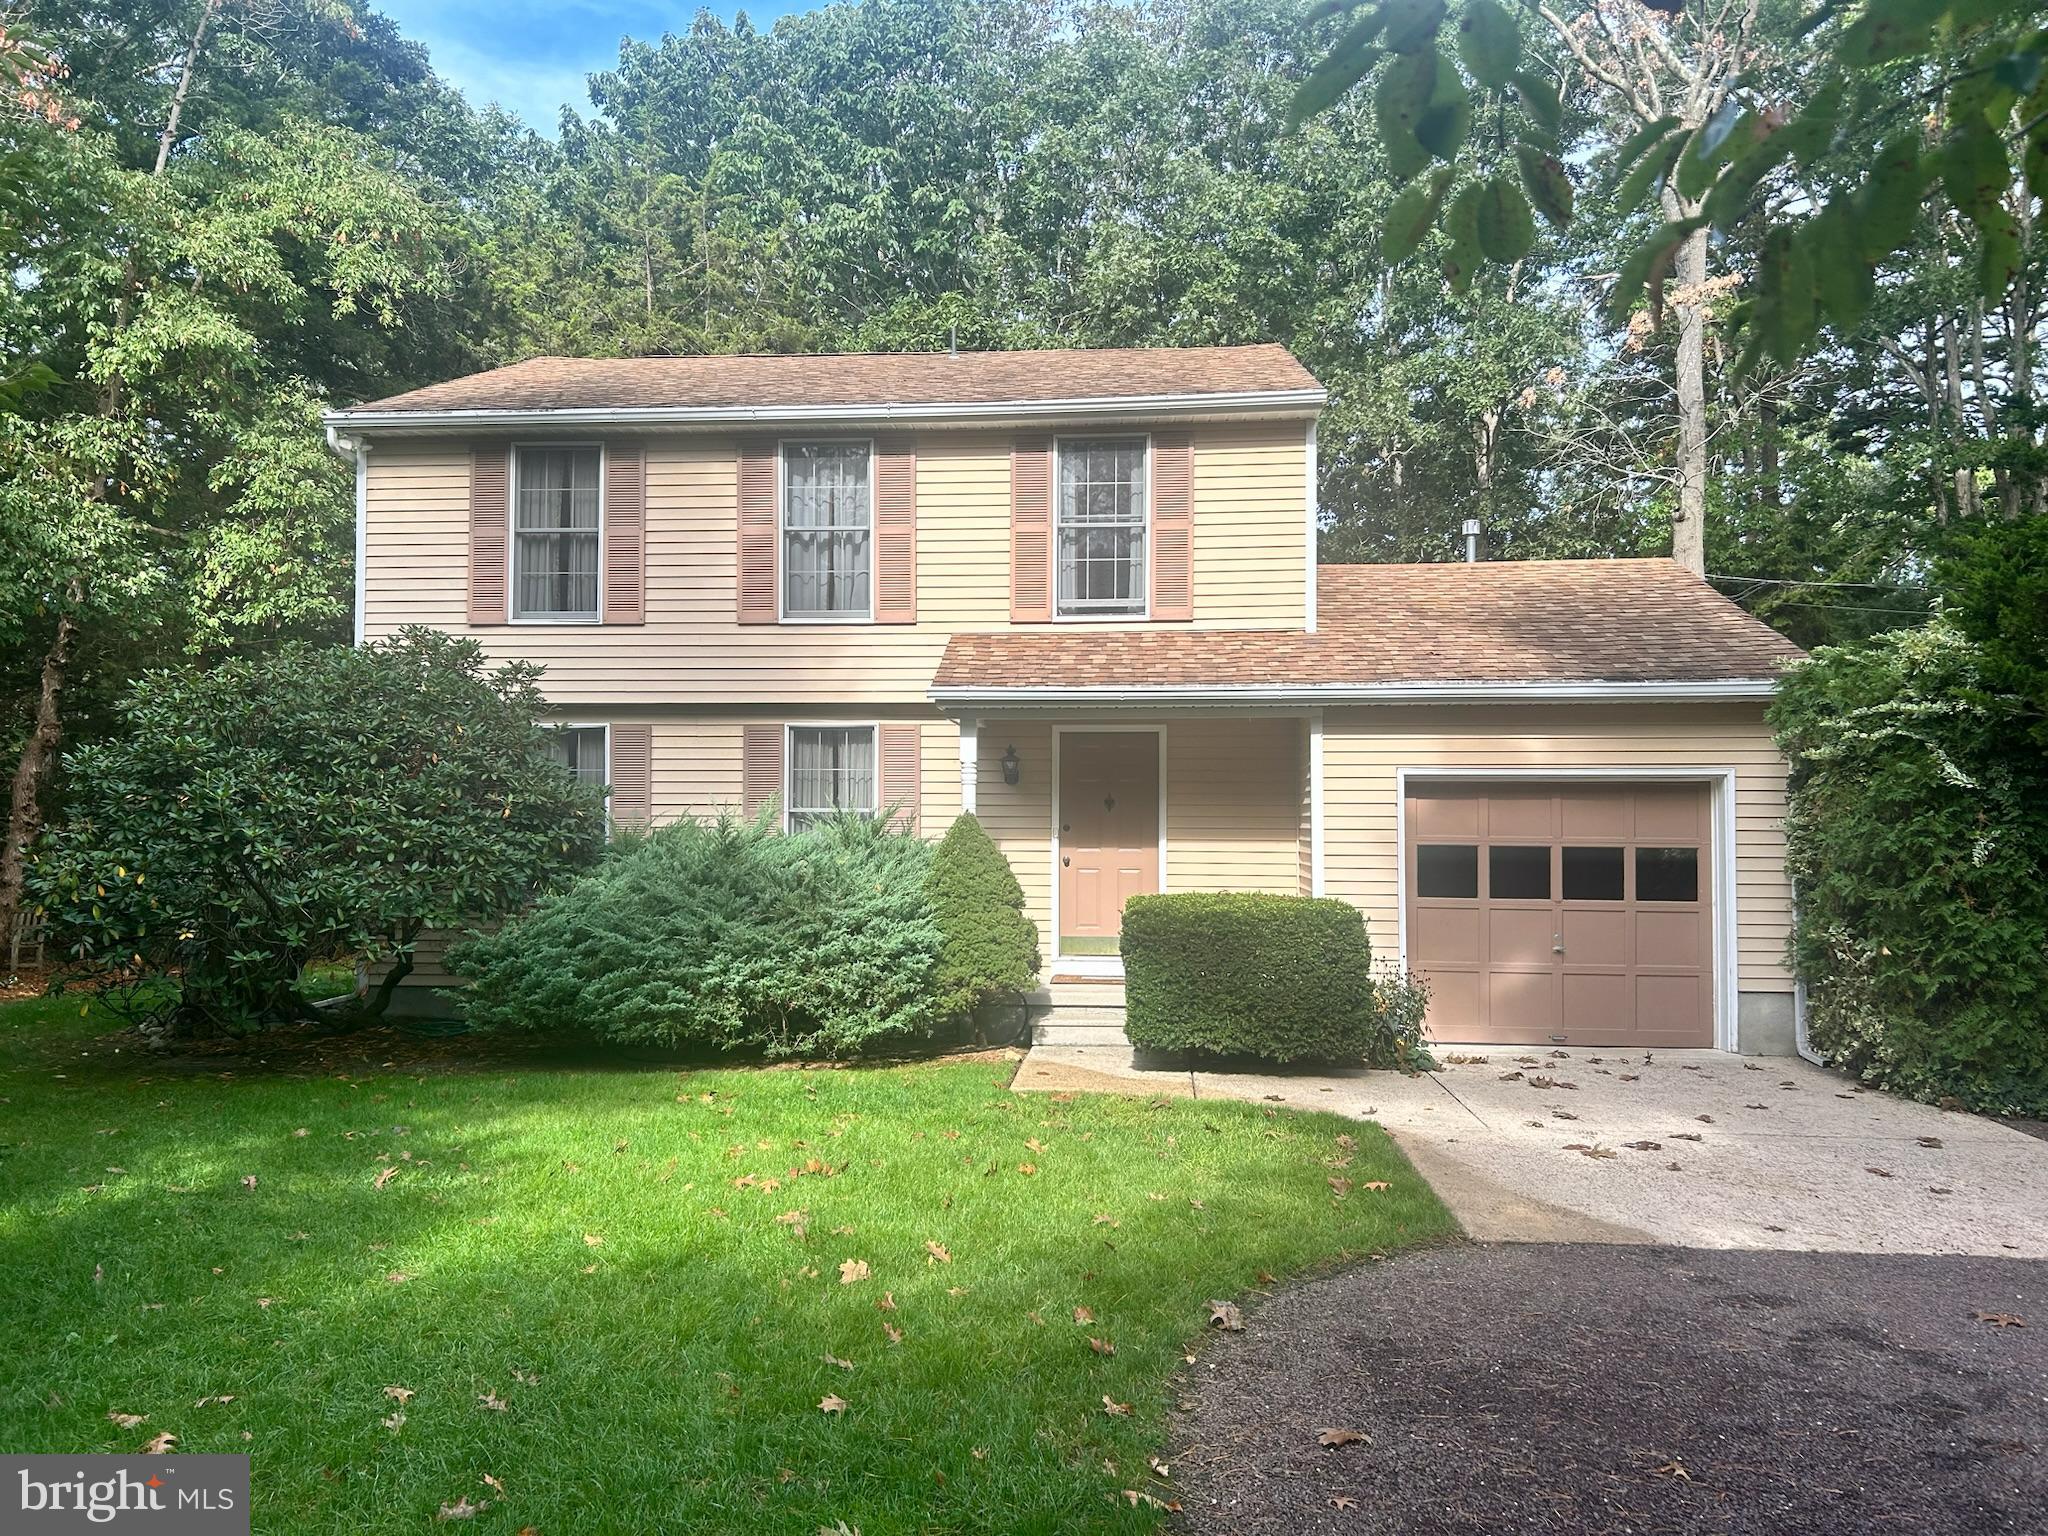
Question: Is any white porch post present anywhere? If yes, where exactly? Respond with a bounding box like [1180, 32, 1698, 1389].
[958, 716, 978, 815]
[1308, 709, 1326, 896]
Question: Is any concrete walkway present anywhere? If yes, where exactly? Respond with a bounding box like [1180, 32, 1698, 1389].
[1016, 1044, 2048, 1255]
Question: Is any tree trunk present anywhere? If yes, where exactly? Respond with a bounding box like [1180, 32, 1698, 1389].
[0, 608, 81, 960]
[1670, 221, 1710, 574]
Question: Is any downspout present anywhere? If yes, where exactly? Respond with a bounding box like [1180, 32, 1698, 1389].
[1791, 883, 1824, 1066]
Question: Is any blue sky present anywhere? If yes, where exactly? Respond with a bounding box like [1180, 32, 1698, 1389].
[372, 1, 826, 132]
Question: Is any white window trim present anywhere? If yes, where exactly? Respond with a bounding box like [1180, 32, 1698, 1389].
[1048, 724, 1168, 976]
[1392, 766, 1742, 1053]
[777, 437, 877, 625]
[510, 442, 606, 625]
[546, 721, 612, 819]
[783, 721, 881, 831]
[1052, 432, 1152, 623]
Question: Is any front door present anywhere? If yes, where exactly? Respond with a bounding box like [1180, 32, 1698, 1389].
[1058, 731, 1160, 956]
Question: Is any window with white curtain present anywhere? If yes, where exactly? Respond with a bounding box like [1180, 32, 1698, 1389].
[786, 726, 876, 829]
[1055, 437, 1147, 616]
[545, 726, 608, 789]
[513, 446, 601, 620]
[782, 441, 872, 618]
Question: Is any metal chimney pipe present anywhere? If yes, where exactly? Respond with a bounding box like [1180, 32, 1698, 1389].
[1462, 517, 1482, 563]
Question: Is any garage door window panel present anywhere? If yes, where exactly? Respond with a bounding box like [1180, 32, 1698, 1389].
[1416, 844, 1478, 899]
[1637, 846, 1700, 902]
[1562, 846, 1625, 901]
[1488, 845, 1551, 900]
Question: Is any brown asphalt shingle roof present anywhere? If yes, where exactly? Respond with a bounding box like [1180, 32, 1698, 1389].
[932, 561, 1804, 691]
[345, 345, 1322, 414]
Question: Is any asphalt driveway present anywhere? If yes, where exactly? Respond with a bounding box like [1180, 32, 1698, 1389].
[1018, 1046, 2048, 1255]
[1169, 1245, 2046, 1536]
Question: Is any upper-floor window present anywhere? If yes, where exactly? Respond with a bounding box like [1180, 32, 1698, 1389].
[787, 725, 875, 830]
[1056, 437, 1147, 617]
[514, 446, 601, 621]
[546, 725, 608, 788]
[783, 441, 872, 619]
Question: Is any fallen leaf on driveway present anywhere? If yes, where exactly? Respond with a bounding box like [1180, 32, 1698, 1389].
[1121, 1489, 1179, 1510]
[1695, 1115, 1714, 1124]
[1917, 1137, 1944, 1149]
[1623, 1141, 1663, 1152]
[838, 1258, 870, 1284]
[1101, 1395, 1132, 1417]
[1929, 1187, 1954, 1196]
[818, 1394, 848, 1414]
[1206, 1300, 1244, 1331]
[1317, 1428, 1368, 1447]
[1651, 1460, 1691, 1481]
[1972, 1312, 2026, 1327]
[1865, 1167, 1894, 1179]
[1551, 1109, 1579, 1121]
[1670, 1132, 1704, 1143]
[1498, 1071, 1524, 1081]
[1561, 1144, 1618, 1160]
[1329, 1495, 1358, 1509]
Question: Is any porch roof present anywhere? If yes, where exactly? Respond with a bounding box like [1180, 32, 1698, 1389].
[930, 560, 1804, 708]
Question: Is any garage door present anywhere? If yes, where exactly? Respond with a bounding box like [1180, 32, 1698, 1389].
[1405, 783, 1714, 1048]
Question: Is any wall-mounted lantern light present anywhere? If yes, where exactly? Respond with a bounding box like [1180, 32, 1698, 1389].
[1001, 744, 1021, 786]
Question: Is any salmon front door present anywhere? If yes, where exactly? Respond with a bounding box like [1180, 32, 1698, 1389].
[1057, 731, 1161, 957]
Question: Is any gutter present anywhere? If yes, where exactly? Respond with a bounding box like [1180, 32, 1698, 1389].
[928, 678, 1780, 710]
[320, 386, 1328, 435]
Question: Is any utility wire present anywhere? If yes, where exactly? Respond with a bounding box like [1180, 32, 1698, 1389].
[1706, 573, 1932, 591]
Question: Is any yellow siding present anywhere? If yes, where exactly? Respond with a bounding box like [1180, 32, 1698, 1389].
[359, 422, 1311, 710]
[971, 719, 1056, 942]
[1319, 703, 1793, 992]
[1163, 717, 1303, 896]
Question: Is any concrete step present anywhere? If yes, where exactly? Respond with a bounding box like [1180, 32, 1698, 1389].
[1028, 982, 1127, 1008]
[1032, 1018, 1133, 1046]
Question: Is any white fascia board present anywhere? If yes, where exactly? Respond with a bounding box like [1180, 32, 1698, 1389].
[321, 388, 1328, 435]
[927, 678, 1780, 710]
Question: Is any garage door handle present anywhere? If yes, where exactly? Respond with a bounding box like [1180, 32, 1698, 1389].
[1552, 933, 1566, 955]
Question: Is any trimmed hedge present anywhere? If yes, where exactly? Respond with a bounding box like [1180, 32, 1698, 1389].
[926, 813, 1040, 1017]
[1121, 891, 1387, 1063]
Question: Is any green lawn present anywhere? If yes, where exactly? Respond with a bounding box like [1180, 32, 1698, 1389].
[0, 993, 1453, 1533]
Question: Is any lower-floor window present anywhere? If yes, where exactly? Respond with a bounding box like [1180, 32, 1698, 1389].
[547, 725, 608, 789]
[788, 725, 875, 830]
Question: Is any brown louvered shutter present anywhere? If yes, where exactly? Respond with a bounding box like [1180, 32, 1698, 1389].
[880, 724, 921, 835]
[737, 437, 779, 623]
[602, 443, 646, 624]
[874, 435, 917, 624]
[742, 723, 784, 821]
[1009, 436, 1053, 621]
[608, 723, 652, 827]
[468, 445, 509, 624]
[1150, 432, 1194, 621]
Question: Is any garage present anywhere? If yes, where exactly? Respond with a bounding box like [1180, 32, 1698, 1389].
[1405, 781, 1716, 1048]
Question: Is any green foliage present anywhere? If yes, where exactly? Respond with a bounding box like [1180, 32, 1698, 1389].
[1773, 621, 2048, 1115]
[1121, 892, 1394, 1064]
[27, 630, 604, 1038]
[452, 814, 946, 1059]
[1939, 515, 2048, 748]
[1296, 0, 2048, 371]
[925, 813, 1040, 1019]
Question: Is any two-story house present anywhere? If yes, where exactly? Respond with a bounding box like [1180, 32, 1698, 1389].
[325, 344, 1805, 1054]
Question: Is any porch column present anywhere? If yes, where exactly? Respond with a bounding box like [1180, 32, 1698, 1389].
[1309, 709, 1326, 896]
[958, 715, 978, 816]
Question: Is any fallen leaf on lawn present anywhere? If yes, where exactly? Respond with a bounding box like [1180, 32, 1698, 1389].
[382, 1410, 406, 1432]
[142, 1432, 176, 1455]
[580, 1263, 598, 1275]
[481, 1473, 506, 1494]
[947, 1285, 969, 1296]
[1317, 1428, 1367, 1447]
[882, 1321, 903, 1345]
[822, 1354, 855, 1370]
[1017, 1162, 1037, 1175]
[1121, 1490, 1179, 1511]
[1088, 1337, 1115, 1356]
[239, 1175, 257, 1191]
[924, 1241, 951, 1264]
[818, 1394, 847, 1414]
[477, 1391, 509, 1412]
[1362, 1180, 1391, 1192]
[383, 1385, 415, 1404]
[106, 1411, 147, 1429]
[875, 1291, 897, 1311]
[292, 1128, 309, 1138]
[1073, 1305, 1094, 1323]
[1149, 1456, 1170, 1477]
[386, 1271, 410, 1284]
[1188, 1198, 1205, 1210]
[1327, 1176, 1351, 1197]
[436, 1496, 486, 1521]
[1623, 1141, 1664, 1152]
[1025, 1138, 1047, 1154]
[1206, 1300, 1244, 1331]
[583, 1233, 603, 1247]
[1101, 1395, 1131, 1417]
[1256, 1270, 1276, 1285]
[373, 1165, 400, 1190]
[255, 1297, 276, 1309]
[1091, 1213, 1119, 1227]
[1972, 1311, 2026, 1327]
[192, 1395, 235, 1408]
[1329, 1495, 1358, 1509]
[971, 1446, 988, 1460]
[838, 1258, 870, 1284]
[1335, 1133, 1356, 1151]
[512, 1369, 539, 1385]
